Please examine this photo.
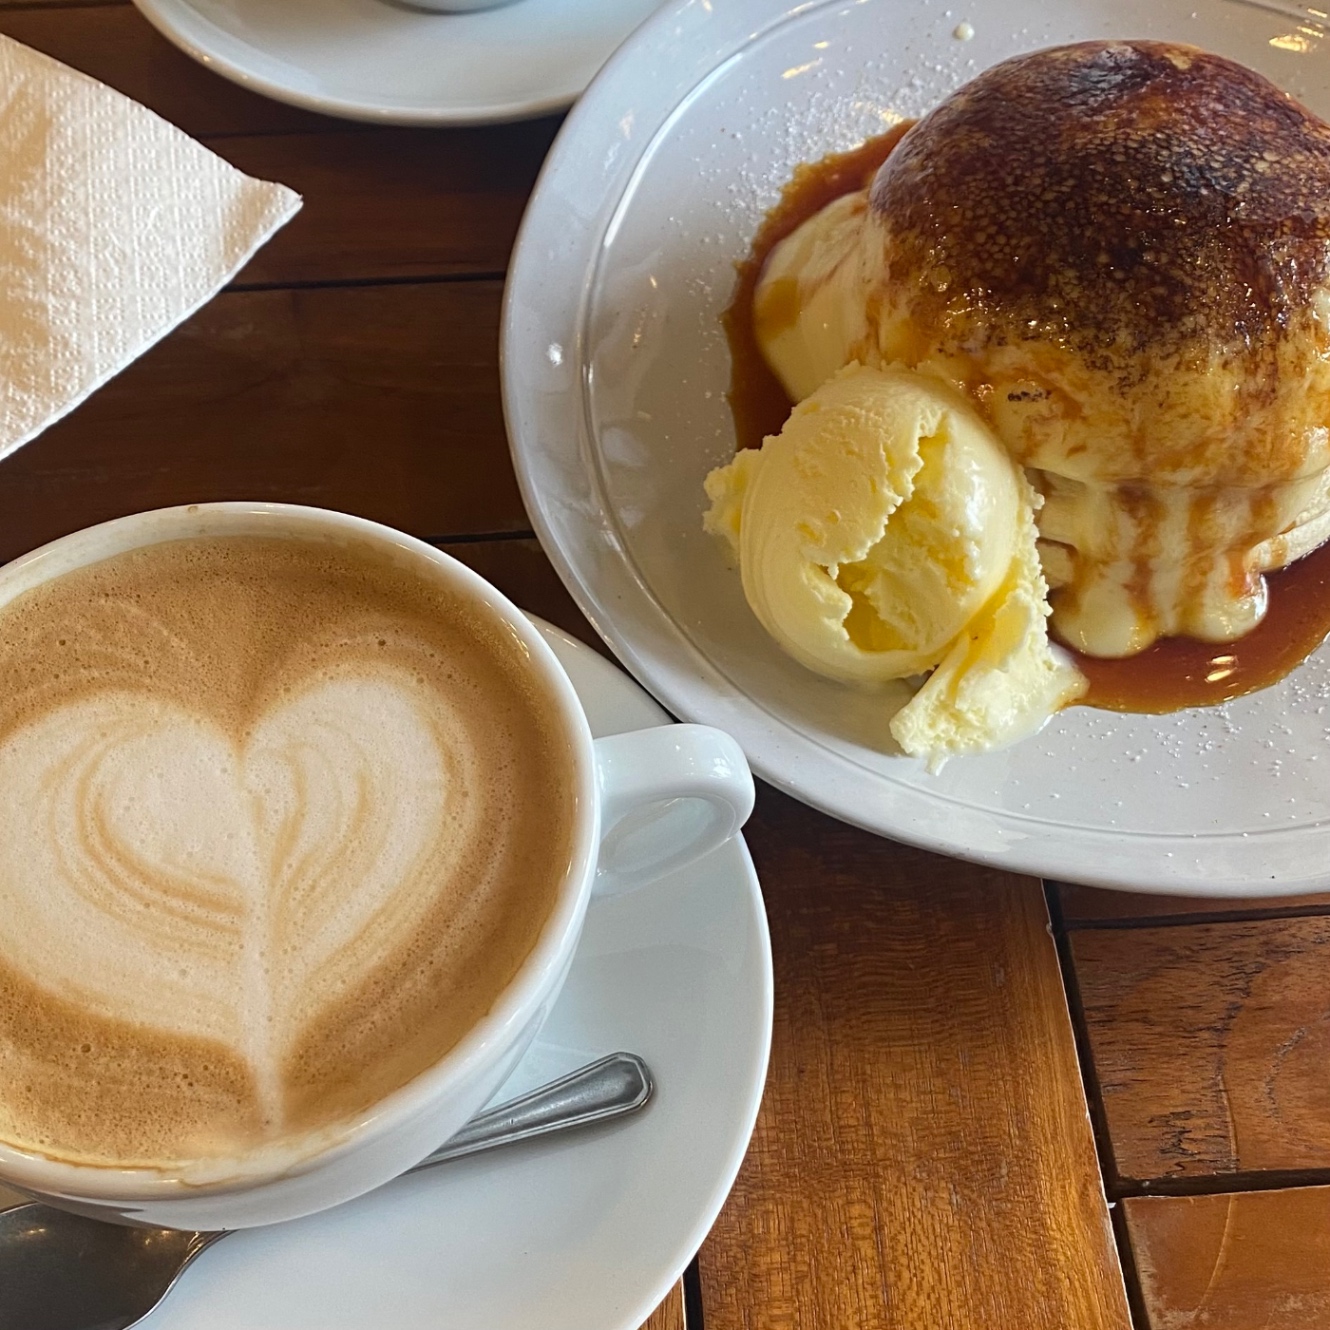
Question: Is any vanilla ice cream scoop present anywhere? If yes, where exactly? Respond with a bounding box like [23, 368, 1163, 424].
[753, 190, 873, 404]
[704, 364, 1085, 764]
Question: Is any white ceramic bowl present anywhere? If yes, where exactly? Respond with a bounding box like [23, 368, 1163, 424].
[502, 0, 1330, 896]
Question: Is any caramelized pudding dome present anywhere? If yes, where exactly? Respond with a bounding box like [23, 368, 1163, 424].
[757, 41, 1330, 658]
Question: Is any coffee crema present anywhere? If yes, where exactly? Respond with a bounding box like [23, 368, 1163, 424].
[0, 535, 576, 1170]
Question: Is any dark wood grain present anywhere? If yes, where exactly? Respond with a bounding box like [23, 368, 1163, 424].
[223, 122, 560, 287]
[1058, 883, 1330, 926]
[0, 5, 335, 136]
[699, 794, 1131, 1330]
[1124, 1188, 1330, 1330]
[0, 281, 522, 559]
[1073, 919, 1330, 1182]
[641, 1283, 686, 1330]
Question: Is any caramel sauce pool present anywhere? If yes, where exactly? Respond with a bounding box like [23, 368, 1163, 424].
[723, 125, 913, 453]
[721, 126, 1330, 714]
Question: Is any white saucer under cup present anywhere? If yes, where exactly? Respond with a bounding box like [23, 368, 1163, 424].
[104, 619, 772, 1330]
[502, 0, 1330, 897]
[131, 0, 665, 125]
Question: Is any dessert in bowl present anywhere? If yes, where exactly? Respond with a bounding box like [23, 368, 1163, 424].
[706, 39, 1330, 767]
[501, 0, 1330, 889]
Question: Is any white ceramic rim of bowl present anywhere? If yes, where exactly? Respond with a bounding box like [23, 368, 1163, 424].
[0, 501, 601, 1200]
[130, 0, 625, 126]
[500, 0, 1330, 897]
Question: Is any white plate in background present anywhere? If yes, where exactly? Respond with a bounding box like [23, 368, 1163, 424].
[503, 0, 1330, 895]
[0, 620, 772, 1330]
[132, 0, 663, 125]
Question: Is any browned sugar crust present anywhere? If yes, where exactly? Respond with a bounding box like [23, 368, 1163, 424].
[870, 40, 1330, 367]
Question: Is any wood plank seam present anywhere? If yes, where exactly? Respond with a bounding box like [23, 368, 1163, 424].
[229, 272, 510, 296]
[200, 128, 393, 143]
[1108, 1191, 1154, 1330]
[1043, 886, 1131, 1196]
[0, 2, 125, 10]
[682, 1257, 704, 1329]
[1044, 883, 1151, 1329]
[422, 530, 537, 547]
[197, 115, 563, 144]
[0, 281, 526, 560]
[1110, 1168, 1330, 1200]
[198, 115, 557, 145]
[1050, 881, 1330, 930]
[1059, 906, 1330, 931]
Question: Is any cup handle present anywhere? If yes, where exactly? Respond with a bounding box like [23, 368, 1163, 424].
[592, 724, 755, 897]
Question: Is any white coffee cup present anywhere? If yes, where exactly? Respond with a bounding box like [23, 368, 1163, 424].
[0, 502, 754, 1230]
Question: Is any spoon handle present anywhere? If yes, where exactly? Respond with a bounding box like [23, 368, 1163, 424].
[407, 1052, 654, 1172]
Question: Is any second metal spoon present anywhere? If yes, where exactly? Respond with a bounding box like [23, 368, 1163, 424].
[0, 1051, 652, 1330]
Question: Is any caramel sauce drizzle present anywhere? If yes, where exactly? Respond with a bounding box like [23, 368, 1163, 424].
[721, 125, 1330, 713]
[722, 124, 913, 454]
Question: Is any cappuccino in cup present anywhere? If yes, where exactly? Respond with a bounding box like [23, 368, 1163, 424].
[0, 532, 575, 1172]
[0, 503, 752, 1229]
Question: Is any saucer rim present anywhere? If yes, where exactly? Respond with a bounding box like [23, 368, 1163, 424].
[532, 616, 774, 1330]
[130, 0, 657, 126]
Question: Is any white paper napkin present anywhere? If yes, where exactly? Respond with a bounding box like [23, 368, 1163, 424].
[0, 35, 302, 460]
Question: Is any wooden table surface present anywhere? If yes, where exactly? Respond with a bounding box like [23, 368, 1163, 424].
[7, 7, 1330, 1328]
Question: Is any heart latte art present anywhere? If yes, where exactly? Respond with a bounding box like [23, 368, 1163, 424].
[0, 536, 575, 1169]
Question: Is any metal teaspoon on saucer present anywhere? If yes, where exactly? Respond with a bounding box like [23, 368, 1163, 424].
[0, 1051, 653, 1330]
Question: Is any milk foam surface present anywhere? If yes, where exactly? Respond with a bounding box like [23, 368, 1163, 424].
[0, 536, 576, 1169]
